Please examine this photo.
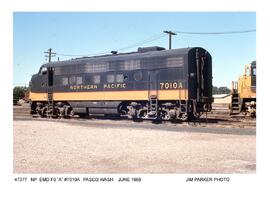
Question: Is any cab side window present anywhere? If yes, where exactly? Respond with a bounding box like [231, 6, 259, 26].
[252, 68, 256, 76]
[245, 67, 251, 76]
[40, 67, 47, 75]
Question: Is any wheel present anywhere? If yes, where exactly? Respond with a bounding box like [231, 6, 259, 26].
[161, 110, 171, 120]
[40, 107, 47, 117]
[137, 109, 147, 119]
[52, 108, 60, 118]
[180, 113, 188, 121]
[69, 109, 75, 118]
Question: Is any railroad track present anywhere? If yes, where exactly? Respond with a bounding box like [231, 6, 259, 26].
[13, 103, 256, 129]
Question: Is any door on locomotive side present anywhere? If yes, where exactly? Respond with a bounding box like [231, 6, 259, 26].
[47, 67, 54, 101]
[148, 70, 159, 99]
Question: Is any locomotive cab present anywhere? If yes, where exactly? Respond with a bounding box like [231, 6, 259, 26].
[238, 61, 256, 99]
[29, 66, 54, 113]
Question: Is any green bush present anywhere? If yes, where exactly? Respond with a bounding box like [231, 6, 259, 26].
[212, 86, 230, 95]
[13, 86, 28, 104]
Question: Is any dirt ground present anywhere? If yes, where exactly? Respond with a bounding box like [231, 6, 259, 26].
[13, 119, 256, 173]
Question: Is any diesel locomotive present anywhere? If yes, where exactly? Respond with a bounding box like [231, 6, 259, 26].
[29, 46, 213, 121]
[230, 61, 256, 117]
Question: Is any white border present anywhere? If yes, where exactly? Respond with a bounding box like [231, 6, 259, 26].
[1, 0, 269, 209]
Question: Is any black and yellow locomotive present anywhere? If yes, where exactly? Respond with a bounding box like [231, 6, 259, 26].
[29, 46, 213, 121]
[230, 61, 256, 117]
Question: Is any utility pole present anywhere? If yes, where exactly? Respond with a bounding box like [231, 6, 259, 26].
[44, 48, 56, 62]
[163, 31, 177, 49]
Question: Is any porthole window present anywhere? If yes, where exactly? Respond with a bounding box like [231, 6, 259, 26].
[116, 74, 124, 83]
[76, 76, 82, 85]
[107, 74, 115, 83]
[133, 71, 143, 81]
[61, 77, 68, 85]
[93, 75, 100, 84]
[69, 76, 76, 85]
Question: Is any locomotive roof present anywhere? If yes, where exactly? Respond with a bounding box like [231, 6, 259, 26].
[42, 47, 205, 68]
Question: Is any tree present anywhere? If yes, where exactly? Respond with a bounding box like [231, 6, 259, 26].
[212, 86, 230, 95]
[212, 86, 219, 94]
[218, 86, 230, 94]
[13, 86, 28, 104]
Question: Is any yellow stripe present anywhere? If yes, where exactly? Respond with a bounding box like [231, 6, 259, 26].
[54, 90, 149, 101]
[29, 92, 47, 101]
[30, 89, 188, 101]
[158, 89, 188, 100]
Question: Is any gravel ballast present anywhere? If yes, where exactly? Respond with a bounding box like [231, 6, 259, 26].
[13, 120, 256, 173]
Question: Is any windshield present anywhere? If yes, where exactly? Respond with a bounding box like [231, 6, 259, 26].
[39, 67, 47, 75]
[251, 67, 256, 76]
